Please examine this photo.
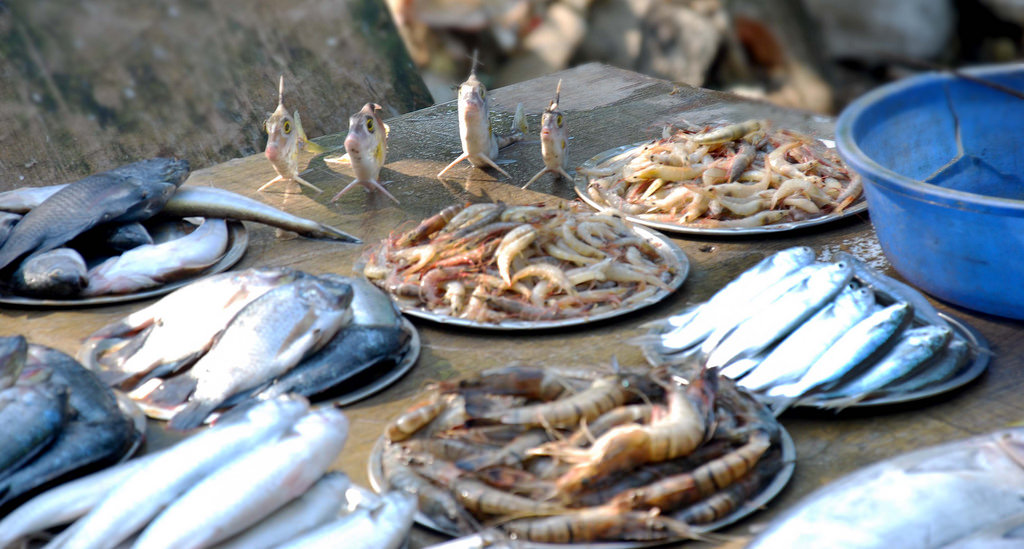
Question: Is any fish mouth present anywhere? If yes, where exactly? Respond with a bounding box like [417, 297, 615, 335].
[265, 143, 281, 162]
[540, 129, 551, 138]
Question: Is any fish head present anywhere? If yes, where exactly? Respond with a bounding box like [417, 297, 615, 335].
[142, 158, 190, 187]
[458, 72, 488, 121]
[111, 180, 180, 223]
[344, 103, 387, 168]
[264, 101, 297, 166]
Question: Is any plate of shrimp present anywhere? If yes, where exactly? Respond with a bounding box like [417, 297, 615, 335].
[368, 362, 795, 546]
[575, 119, 867, 235]
[359, 203, 689, 329]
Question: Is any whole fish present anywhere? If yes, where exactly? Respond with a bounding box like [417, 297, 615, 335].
[0, 451, 163, 549]
[82, 267, 303, 388]
[163, 276, 354, 431]
[327, 102, 397, 203]
[0, 383, 68, 480]
[766, 302, 911, 412]
[259, 75, 327, 193]
[0, 211, 20, 245]
[737, 284, 876, 391]
[215, 472, 351, 549]
[747, 429, 1024, 549]
[0, 335, 27, 389]
[159, 185, 361, 243]
[82, 217, 229, 296]
[876, 337, 969, 395]
[655, 246, 816, 352]
[437, 51, 527, 179]
[277, 490, 417, 549]
[705, 261, 854, 369]
[0, 158, 189, 272]
[812, 325, 952, 408]
[50, 394, 310, 549]
[523, 79, 571, 189]
[10, 247, 89, 298]
[135, 407, 349, 549]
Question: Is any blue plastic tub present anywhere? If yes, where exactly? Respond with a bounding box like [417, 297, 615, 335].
[836, 64, 1024, 319]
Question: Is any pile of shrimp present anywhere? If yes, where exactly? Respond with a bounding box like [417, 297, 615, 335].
[378, 363, 787, 543]
[362, 203, 680, 323]
[585, 119, 863, 229]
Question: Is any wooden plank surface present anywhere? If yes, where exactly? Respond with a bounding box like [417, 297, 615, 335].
[3, 62, 1022, 547]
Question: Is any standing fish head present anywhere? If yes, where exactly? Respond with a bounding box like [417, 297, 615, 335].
[539, 79, 567, 170]
[264, 76, 326, 176]
[344, 103, 388, 182]
[457, 53, 494, 158]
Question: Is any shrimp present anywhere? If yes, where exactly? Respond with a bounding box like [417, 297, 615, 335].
[492, 375, 633, 428]
[510, 264, 578, 297]
[670, 453, 783, 525]
[500, 502, 700, 543]
[386, 391, 446, 442]
[397, 203, 464, 247]
[454, 477, 565, 518]
[399, 437, 494, 461]
[496, 225, 538, 285]
[565, 404, 656, 447]
[457, 429, 550, 471]
[382, 444, 475, 533]
[437, 364, 577, 402]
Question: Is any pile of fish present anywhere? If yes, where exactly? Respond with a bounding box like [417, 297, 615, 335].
[747, 428, 1024, 548]
[0, 158, 360, 299]
[376, 363, 788, 544]
[645, 247, 977, 413]
[0, 336, 143, 515]
[79, 268, 413, 431]
[0, 394, 416, 549]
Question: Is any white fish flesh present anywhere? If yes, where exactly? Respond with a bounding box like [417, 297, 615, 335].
[277, 490, 417, 549]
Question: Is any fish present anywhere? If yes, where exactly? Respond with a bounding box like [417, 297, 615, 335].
[737, 284, 876, 391]
[523, 79, 571, 189]
[0, 451, 164, 548]
[705, 261, 854, 370]
[876, 337, 969, 395]
[0, 158, 189, 272]
[259, 75, 327, 193]
[159, 185, 361, 243]
[837, 251, 950, 329]
[82, 267, 304, 388]
[134, 407, 349, 549]
[50, 394, 310, 549]
[0, 383, 68, 481]
[9, 247, 89, 298]
[437, 51, 528, 179]
[162, 276, 354, 431]
[70, 222, 153, 258]
[747, 428, 1024, 549]
[276, 490, 417, 549]
[938, 511, 1024, 549]
[215, 472, 352, 549]
[0, 335, 27, 389]
[811, 325, 952, 408]
[81, 217, 230, 296]
[765, 302, 912, 412]
[0, 211, 20, 245]
[327, 102, 398, 203]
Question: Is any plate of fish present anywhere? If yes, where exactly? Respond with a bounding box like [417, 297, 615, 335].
[0, 336, 145, 515]
[360, 202, 689, 330]
[367, 363, 795, 546]
[574, 120, 867, 235]
[78, 269, 418, 430]
[641, 246, 990, 413]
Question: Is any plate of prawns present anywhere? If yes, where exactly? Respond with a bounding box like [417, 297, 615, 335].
[575, 119, 867, 235]
[368, 362, 795, 546]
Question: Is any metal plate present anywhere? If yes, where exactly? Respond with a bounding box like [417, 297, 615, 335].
[92, 318, 421, 422]
[367, 427, 796, 547]
[372, 224, 690, 330]
[642, 312, 989, 410]
[574, 142, 869, 236]
[0, 220, 248, 308]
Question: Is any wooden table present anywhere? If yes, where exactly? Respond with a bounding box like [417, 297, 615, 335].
[4, 63, 1022, 547]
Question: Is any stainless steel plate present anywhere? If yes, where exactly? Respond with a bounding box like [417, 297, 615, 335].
[574, 142, 868, 236]
[0, 220, 248, 307]
[372, 224, 690, 330]
[367, 427, 796, 547]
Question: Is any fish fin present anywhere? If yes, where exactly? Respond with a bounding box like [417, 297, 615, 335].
[522, 168, 549, 190]
[476, 154, 511, 179]
[762, 394, 797, 417]
[303, 139, 327, 155]
[167, 397, 219, 431]
[136, 374, 197, 409]
[555, 167, 573, 181]
[257, 175, 285, 192]
[437, 153, 469, 178]
[324, 152, 351, 165]
[383, 122, 390, 138]
[291, 174, 324, 194]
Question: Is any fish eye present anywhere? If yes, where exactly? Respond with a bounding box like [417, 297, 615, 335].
[556, 114, 563, 127]
[366, 118, 375, 132]
[283, 120, 292, 134]
[479, 87, 486, 100]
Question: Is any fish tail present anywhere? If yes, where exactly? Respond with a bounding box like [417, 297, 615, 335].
[137, 374, 197, 409]
[167, 397, 218, 431]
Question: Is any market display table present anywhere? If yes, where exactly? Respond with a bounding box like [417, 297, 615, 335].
[3, 63, 1021, 547]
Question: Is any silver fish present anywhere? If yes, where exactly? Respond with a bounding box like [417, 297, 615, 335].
[164, 276, 354, 431]
[838, 251, 949, 329]
[877, 337, 969, 395]
[215, 472, 351, 549]
[737, 284, 876, 391]
[938, 511, 1024, 549]
[327, 102, 397, 203]
[705, 261, 854, 369]
[50, 394, 310, 549]
[82, 217, 230, 296]
[10, 247, 89, 298]
[523, 79, 571, 189]
[81, 267, 303, 388]
[277, 490, 417, 549]
[160, 185, 361, 243]
[135, 407, 349, 549]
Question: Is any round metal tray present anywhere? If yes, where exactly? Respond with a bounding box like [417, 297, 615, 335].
[366, 423, 796, 547]
[574, 142, 868, 236]
[369, 224, 690, 331]
[0, 220, 248, 307]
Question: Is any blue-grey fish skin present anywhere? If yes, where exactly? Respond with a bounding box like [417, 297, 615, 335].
[0, 212, 20, 247]
[0, 383, 68, 481]
[0, 335, 27, 390]
[72, 222, 154, 258]
[10, 247, 88, 298]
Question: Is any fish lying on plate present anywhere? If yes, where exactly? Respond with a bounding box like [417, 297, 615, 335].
[259, 75, 327, 194]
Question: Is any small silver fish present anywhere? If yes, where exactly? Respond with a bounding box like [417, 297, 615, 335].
[277, 490, 417, 549]
[523, 79, 570, 189]
[260, 75, 327, 194]
[326, 103, 397, 203]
